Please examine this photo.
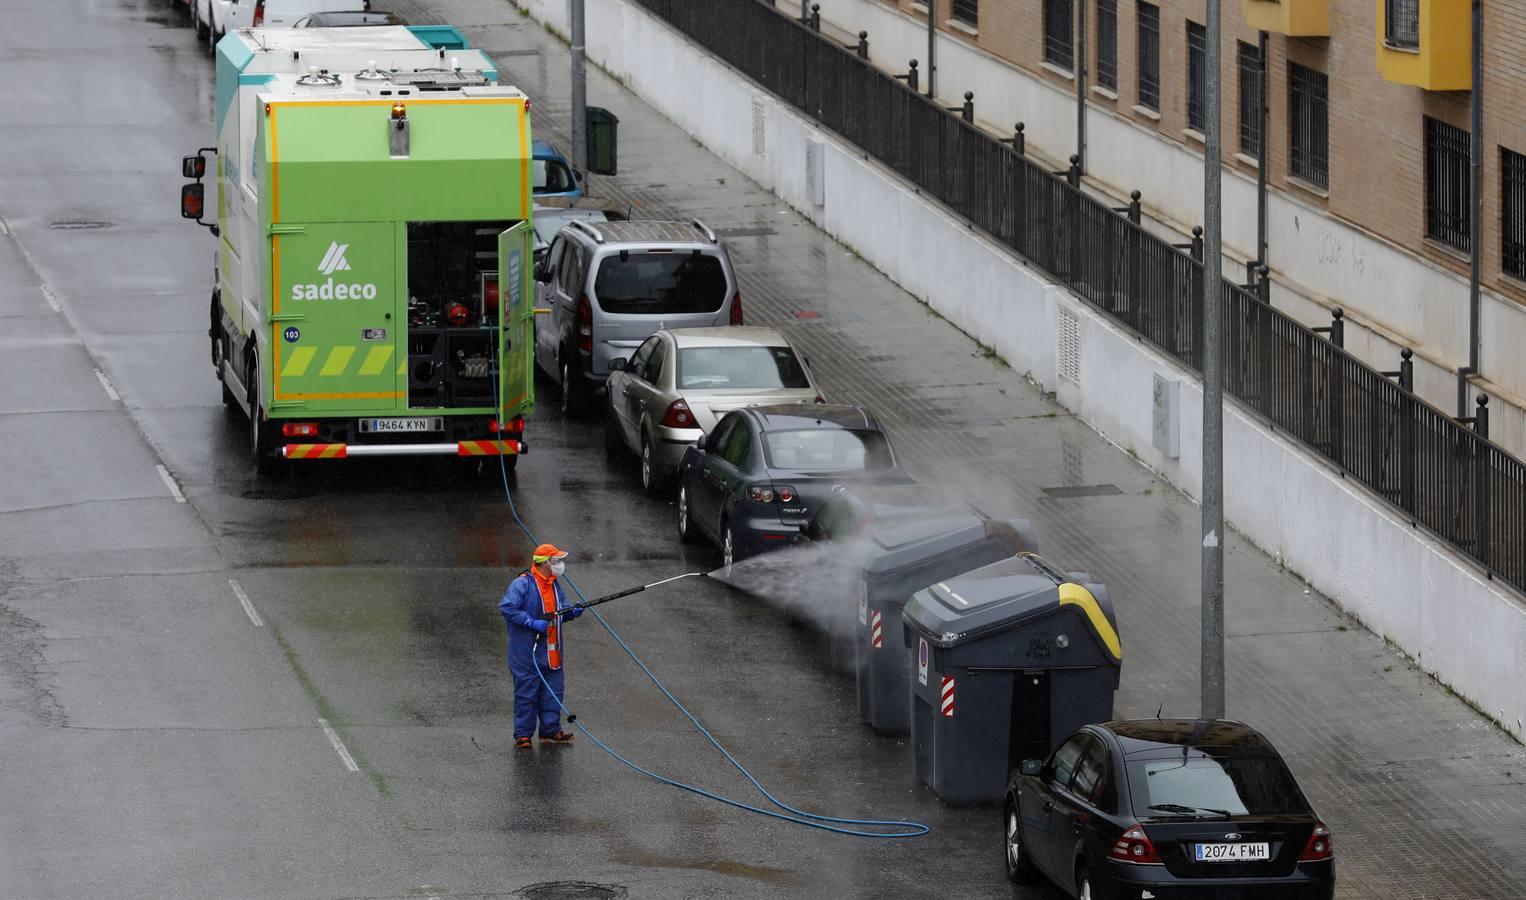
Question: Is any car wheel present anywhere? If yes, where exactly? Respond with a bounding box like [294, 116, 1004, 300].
[676, 484, 699, 544]
[1004, 800, 1036, 884]
[722, 522, 737, 570]
[641, 436, 669, 498]
[558, 358, 581, 416]
[1075, 863, 1107, 900]
[193, 3, 207, 39]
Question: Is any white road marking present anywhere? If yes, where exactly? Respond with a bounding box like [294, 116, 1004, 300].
[318, 718, 360, 773]
[0, 217, 9, 236]
[40, 284, 61, 313]
[94, 369, 120, 402]
[227, 579, 264, 627]
[155, 464, 186, 503]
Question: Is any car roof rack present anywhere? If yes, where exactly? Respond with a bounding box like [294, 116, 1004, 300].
[690, 219, 718, 243]
[567, 219, 605, 243]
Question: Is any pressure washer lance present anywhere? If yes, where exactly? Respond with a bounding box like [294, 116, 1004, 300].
[537, 572, 707, 620]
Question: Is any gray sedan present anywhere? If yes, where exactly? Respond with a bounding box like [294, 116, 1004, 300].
[604, 326, 824, 495]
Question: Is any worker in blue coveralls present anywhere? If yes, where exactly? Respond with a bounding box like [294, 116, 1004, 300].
[500, 543, 583, 749]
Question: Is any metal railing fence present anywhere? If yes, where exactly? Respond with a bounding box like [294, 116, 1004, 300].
[636, 0, 1526, 592]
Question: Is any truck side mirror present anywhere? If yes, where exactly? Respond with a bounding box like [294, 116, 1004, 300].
[1019, 759, 1042, 777]
[182, 154, 207, 180]
[180, 182, 206, 220]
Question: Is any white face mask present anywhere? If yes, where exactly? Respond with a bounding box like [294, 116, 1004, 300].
[549, 559, 566, 577]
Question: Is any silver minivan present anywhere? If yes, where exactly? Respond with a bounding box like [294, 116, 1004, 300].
[533, 220, 742, 413]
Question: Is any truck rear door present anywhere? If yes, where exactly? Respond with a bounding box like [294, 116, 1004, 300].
[498, 221, 535, 417]
[271, 222, 400, 414]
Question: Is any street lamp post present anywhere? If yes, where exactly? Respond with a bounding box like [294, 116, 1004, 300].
[1201, 0, 1226, 720]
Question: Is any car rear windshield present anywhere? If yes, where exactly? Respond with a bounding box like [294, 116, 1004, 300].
[593, 252, 728, 315]
[678, 346, 810, 390]
[1126, 751, 1309, 817]
[763, 428, 893, 471]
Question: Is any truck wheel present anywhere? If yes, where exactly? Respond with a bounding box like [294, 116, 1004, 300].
[248, 362, 279, 476]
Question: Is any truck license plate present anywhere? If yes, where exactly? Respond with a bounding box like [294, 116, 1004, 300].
[362, 417, 442, 433]
[1194, 843, 1270, 862]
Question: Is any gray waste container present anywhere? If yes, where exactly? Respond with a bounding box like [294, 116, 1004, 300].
[903, 552, 1121, 804]
[854, 511, 1038, 734]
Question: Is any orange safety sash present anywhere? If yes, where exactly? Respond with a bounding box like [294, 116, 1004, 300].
[533, 570, 562, 670]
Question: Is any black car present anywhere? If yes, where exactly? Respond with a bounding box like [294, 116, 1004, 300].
[1005, 719, 1334, 900]
[675, 404, 912, 566]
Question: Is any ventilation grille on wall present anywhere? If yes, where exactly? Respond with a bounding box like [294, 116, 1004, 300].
[1058, 307, 1081, 383]
[751, 96, 767, 158]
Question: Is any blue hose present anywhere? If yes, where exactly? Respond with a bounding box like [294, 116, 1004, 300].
[490, 373, 927, 837]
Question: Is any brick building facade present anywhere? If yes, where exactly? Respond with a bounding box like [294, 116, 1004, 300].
[894, 0, 1525, 308]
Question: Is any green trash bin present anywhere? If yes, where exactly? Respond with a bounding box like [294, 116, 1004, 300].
[586, 107, 619, 176]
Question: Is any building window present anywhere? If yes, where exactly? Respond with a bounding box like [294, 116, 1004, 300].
[1424, 117, 1471, 250]
[1096, 0, 1118, 90]
[1238, 41, 1263, 160]
[1504, 148, 1526, 280]
[1137, 2, 1160, 111]
[1289, 62, 1328, 189]
[1187, 21, 1206, 132]
[1385, 0, 1420, 49]
[952, 0, 979, 28]
[1044, 0, 1074, 71]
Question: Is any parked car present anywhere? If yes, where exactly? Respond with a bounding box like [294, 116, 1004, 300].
[1005, 719, 1335, 900]
[292, 10, 406, 25]
[532, 196, 628, 258]
[237, 0, 369, 29]
[533, 219, 742, 414]
[604, 326, 824, 496]
[532, 139, 583, 199]
[675, 404, 911, 567]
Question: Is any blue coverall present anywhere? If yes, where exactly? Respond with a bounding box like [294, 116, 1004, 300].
[499, 572, 583, 738]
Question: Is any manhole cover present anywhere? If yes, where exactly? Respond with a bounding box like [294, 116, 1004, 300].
[1041, 483, 1124, 498]
[517, 883, 626, 900]
[49, 220, 112, 230]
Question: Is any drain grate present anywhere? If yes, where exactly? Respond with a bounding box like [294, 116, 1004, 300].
[517, 883, 626, 900]
[50, 220, 112, 230]
[1041, 483, 1124, 498]
[714, 225, 778, 238]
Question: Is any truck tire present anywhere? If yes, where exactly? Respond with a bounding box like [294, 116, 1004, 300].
[248, 361, 279, 476]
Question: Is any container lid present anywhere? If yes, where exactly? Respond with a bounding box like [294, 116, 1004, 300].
[861, 510, 990, 575]
[904, 553, 1121, 662]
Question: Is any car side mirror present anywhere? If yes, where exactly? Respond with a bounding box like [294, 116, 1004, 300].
[180, 182, 206, 220]
[1019, 759, 1042, 777]
[608, 357, 627, 372]
[573, 169, 584, 182]
[534, 262, 554, 284]
[695, 433, 708, 451]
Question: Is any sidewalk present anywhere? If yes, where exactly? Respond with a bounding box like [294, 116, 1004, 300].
[402, 1, 1525, 894]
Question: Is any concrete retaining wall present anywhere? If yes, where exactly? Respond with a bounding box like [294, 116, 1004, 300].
[518, 0, 1526, 741]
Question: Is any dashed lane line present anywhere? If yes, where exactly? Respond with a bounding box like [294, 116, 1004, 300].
[318, 718, 360, 773]
[155, 464, 186, 503]
[227, 579, 264, 627]
[94, 369, 120, 403]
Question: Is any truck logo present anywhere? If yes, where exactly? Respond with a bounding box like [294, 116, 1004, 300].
[317, 242, 352, 276]
[291, 239, 377, 301]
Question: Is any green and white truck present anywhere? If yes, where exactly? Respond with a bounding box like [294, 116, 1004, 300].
[181, 25, 536, 471]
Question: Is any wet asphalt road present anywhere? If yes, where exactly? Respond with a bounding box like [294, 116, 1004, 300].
[0, 2, 1055, 897]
